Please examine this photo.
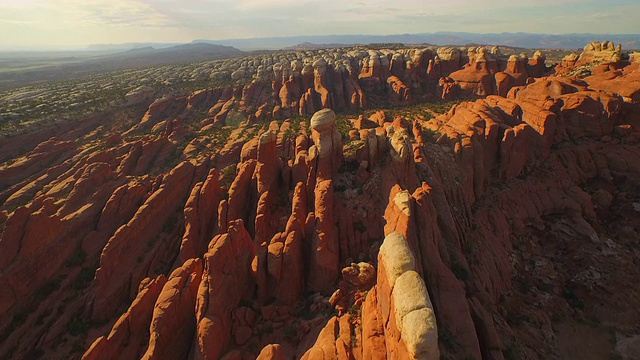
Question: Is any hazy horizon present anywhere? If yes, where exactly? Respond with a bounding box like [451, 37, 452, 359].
[2, 0, 639, 51]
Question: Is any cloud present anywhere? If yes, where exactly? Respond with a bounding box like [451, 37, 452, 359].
[0, 0, 176, 28]
[0, 18, 39, 25]
[62, 0, 172, 27]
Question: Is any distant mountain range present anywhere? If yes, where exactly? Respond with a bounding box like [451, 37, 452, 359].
[199, 32, 639, 51]
[423, 32, 640, 50]
[101, 43, 243, 65]
[86, 32, 640, 51]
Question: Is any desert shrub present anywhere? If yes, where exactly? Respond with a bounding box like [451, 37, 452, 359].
[503, 342, 523, 360]
[450, 259, 469, 281]
[66, 249, 87, 267]
[73, 267, 95, 290]
[439, 328, 459, 351]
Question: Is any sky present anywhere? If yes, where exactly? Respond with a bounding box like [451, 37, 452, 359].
[1, 0, 639, 50]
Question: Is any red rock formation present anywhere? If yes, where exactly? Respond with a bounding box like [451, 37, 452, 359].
[390, 53, 405, 78]
[376, 232, 439, 359]
[577, 40, 622, 65]
[140, 97, 172, 126]
[299, 315, 359, 360]
[585, 58, 640, 105]
[359, 53, 389, 80]
[227, 159, 257, 227]
[178, 168, 222, 263]
[310, 109, 343, 181]
[411, 184, 483, 358]
[556, 91, 621, 139]
[308, 179, 340, 293]
[195, 220, 255, 359]
[134, 96, 188, 133]
[255, 130, 280, 193]
[435, 47, 463, 76]
[142, 259, 202, 360]
[313, 58, 332, 110]
[83, 276, 167, 360]
[82, 178, 151, 258]
[280, 76, 301, 109]
[187, 89, 213, 109]
[389, 128, 418, 190]
[495, 55, 529, 97]
[0, 138, 77, 191]
[362, 287, 387, 360]
[268, 230, 304, 304]
[92, 161, 196, 321]
[0, 158, 129, 346]
[527, 51, 548, 78]
[449, 54, 495, 97]
[438, 76, 459, 100]
[344, 67, 367, 110]
[257, 344, 285, 360]
[387, 76, 412, 105]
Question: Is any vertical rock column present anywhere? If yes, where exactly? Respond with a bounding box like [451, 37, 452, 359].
[307, 109, 343, 293]
[83, 277, 167, 360]
[194, 220, 255, 359]
[309, 108, 343, 182]
[142, 259, 203, 360]
[178, 168, 221, 263]
[376, 232, 439, 360]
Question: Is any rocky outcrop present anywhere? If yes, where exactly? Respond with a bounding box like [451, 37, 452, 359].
[308, 179, 339, 293]
[310, 108, 343, 181]
[362, 287, 387, 360]
[135, 96, 188, 133]
[83, 276, 167, 360]
[195, 220, 254, 359]
[0, 160, 125, 331]
[178, 169, 222, 263]
[255, 130, 280, 193]
[377, 232, 439, 359]
[0, 138, 76, 192]
[495, 55, 529, 97]
[92, 161, 196, 321]
[226, 159, 257, 227]
[388, 76, 412, 105]
[435, 47, 464, 76]
[299, 314, 360, 360]
[527, 51, 548, 78]
[256, 344, 285, 360]
[449, 51, 495, 97]
[577, 41, 623, 65]
[142, 259, 202, 360]
[585, 57, 640, 105]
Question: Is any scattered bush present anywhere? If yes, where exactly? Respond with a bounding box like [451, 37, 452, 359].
[73, 267, 95, 290]
[439, 328, 459, 351]
[161, 213, 179, 234]
[504, 342, 523, 360]
[562, 283, 584, 309]
[450, 260, 470, 281]
[67, 317, 91, 337]
[35, 277, 64, 301]
[66, 249, 87, 267]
